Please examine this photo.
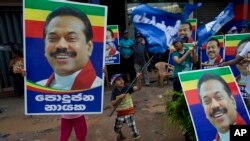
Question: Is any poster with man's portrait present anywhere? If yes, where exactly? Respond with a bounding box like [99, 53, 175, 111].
[24, 0, 107, 115]
[105, 25, 120, 65]
[200, 35, 225, 69]
[178, 67, 250, 141]
[224, 33, 250, 97]
[186, 18, 197, 43]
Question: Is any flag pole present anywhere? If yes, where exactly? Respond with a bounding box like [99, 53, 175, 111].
[109, 54, 155, 117]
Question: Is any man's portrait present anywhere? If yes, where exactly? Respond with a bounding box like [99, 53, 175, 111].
[25, 0, 107, 114]
[178, 67, 250, 141]
[105, 25, 120, 65]
[178, 21, 193, 43]
[198, 73, 247, 141]
[201, 36, 224, 69]
[36, 6, 102, 90]
[106, 28, 115, 42]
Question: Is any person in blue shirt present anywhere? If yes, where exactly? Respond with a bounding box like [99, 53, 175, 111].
[119, 30, 136, 82]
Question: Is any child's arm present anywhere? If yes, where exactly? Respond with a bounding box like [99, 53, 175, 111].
[111, 94, 126, 107]
[133, 73, 142, 92]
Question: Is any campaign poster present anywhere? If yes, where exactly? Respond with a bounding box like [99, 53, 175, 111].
[224, 33, 250, 97]
[24, 0, 107, 115]
[200, 35, 224, 69]
[178, 67, 250, 141]
[105, 25, 120, 65]
[186, 18, 197, 43]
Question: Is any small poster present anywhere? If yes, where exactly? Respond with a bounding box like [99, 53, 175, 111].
[186, 18, 197, 43]
[200, 35, 224, 69]
[105, 25, 120, 65]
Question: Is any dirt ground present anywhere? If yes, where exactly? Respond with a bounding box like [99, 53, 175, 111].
[0, 72, 185, 141]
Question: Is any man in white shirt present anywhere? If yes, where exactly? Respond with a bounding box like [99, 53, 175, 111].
[220, 37, 250, 109]
[220, 37, 250, 96]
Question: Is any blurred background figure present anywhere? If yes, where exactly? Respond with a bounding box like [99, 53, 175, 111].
[8, 49, 25, 96]
[240, 24, 249, 33]
[133, 33, 150, 86]
[227, 26, 238, 34]
[119, 30, 136, 82]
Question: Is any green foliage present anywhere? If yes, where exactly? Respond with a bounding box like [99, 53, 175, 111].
[163, 90, 196, 141]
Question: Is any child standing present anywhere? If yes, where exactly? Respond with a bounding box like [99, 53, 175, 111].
[110, 73, 142, 141]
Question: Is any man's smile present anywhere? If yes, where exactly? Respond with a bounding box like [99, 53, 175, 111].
[50, 48, 77, 59]
[210, 107, 227, 119]
[55, 53, 71, 59]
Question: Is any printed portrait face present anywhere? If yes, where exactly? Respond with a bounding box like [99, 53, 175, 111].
[199, 79, 237, 133]
[206, 40, 220, 60]
[178, 23, 192, 39]
[236, 42, 250, 76]
[44, 15, 93, 76]
[106, 29, 114, 42]
[105, 43, 111, 51]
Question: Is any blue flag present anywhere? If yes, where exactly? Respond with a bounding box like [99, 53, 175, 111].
[131, 3, 201, 54]
[197, 3, 234, 47]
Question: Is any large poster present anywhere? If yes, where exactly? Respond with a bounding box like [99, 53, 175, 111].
[24, 0, 107, 115]
[200, 35, 224, 69]
[178, 67, 250, 141]
[224, 33, 250, 97]
[105, 25, 120, 65]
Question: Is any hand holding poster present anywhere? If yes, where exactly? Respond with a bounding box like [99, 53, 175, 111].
[178, 67, 250, 141]
[24, 0, 107, 115]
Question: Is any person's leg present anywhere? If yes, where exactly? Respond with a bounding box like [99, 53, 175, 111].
[114, 116, 126, 141]
[73, 115, 87, 141]
[172, 77, 182, 101]
[60, 118, 73, 141]
[124, 114, 140, 140]
[142, 64, 150, 86]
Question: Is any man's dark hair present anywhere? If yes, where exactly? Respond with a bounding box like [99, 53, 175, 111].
[43, 6, 93, 42]
[197, 73, 232, 101]
[107, 28, 114, 38]
[207, 38, 220, 48]
[181, 22, 192, 31]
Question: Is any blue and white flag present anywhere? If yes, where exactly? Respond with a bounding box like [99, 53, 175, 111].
[197, 3, 234, 47]
[131, 3, 201, 54]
